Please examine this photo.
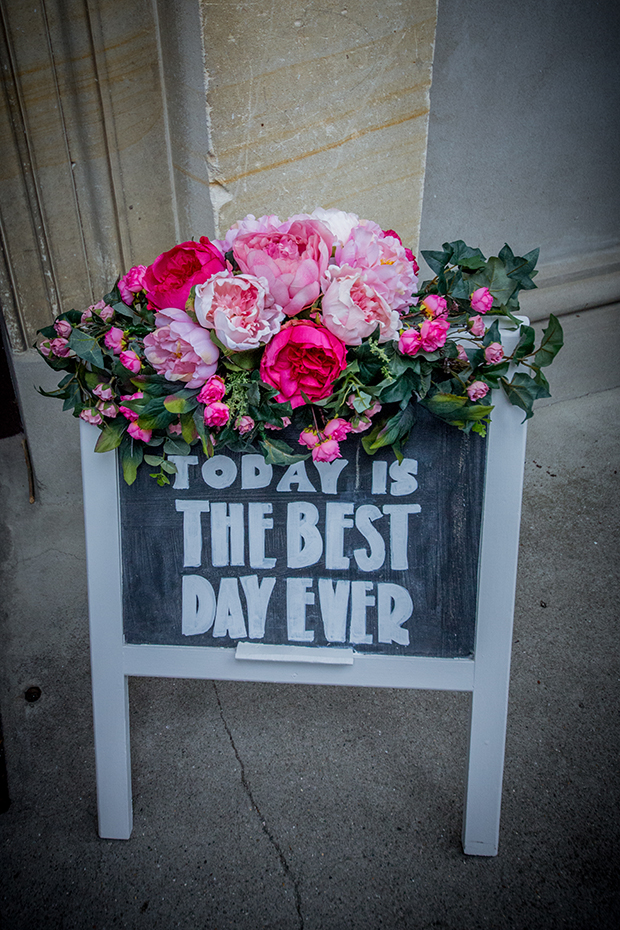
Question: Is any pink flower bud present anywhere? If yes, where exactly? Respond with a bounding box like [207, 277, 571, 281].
[484, 342, 504, 365]
[466, 381, 490, 401]
[468, 315, 485, 338]
[323, 417, 352, 441]
[349, 416, 372, 433]
[120, 349, 141, 374]
[54, 319, 72, 338]
[49, 337, 74, 358]
[419, 294, 448, 319]
[311, 438, 341, 462]
[118, 392, 144, 422]
[265, 416, 291, 430]
[95, 401, 118, 418]
[127, 421, 152, 442]
[470, 286, 493, 315]
[299, 428, 320, 449]
[398, 329, 422, 357]
[203, 401, 230, 427]
[105, 327, 125, 354]
[457, 344, 469, 362]
[235, 415, 255, 435]
[197, 375, 226, 404]
[93, 382, 114, 402]
[79, 408, 103, 426]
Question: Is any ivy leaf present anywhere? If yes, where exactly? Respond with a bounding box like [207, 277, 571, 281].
[514, 324, 536, 360]
[144, 454, 164, 466]
[442, 240, 487, 271]
[94, 419, 127, 452]
[68, 329, 105, 368]
[421, 248, 450, 275]
[120, 440, 143, 485]
[501, 373, 550, 420]
[259, 437, 309, 466]
[379, 369, 421, 404]
[482, 318, 501, 348]
[363, 402, 416, 453]
[534, 314, 564, 368]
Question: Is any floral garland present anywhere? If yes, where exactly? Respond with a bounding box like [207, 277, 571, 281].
[38, 208, 563, 484]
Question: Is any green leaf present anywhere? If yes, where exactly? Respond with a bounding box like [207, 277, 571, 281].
[501, 373, 550, 420]
[259, 437, 309, 466]
[120, 440, 143, 485]
[164, 437, 191, 457]
[421, 249, 450, 275]
[68, 329, 105, 368]
[534, 314, 564, 368]
[421, 393, 468, 419]
[144, 454, 164, 466]
[379, 369, 421, 404]
[94, 419, 127, 452]
[482, 318, 501, 348]
[442, 240, 487, 271]
[163, 393, 198, 414]
[363, 402, 416, 452]
[514, 324, 536, 360]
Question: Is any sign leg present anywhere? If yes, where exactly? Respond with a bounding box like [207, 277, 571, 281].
[91, 665, 133, 839]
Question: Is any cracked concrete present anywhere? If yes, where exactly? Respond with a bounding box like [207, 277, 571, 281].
[0, 304, 619, 929]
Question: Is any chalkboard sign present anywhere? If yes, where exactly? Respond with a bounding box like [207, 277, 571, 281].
[120, 406, 486, 658]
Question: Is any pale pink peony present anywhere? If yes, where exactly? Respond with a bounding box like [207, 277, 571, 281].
[127, 422, 152, 442]
[468, 315, 485, 337]
[334, 225, 417, 311]
[233, 217, 334, 317]
[467, 381, 490, 401]
[79, 408, 103, 425]
[119, 265, 147, 305]
[299, 428, 321, 449]
[307, 208, 365, 247]
[105, 327, 125, 353]
[194, 271, 284, 350]
[419, 294, 448, 319]
[120, 349, 141, 374]
[321, 267, 400, 345]
[312, 438, 341, 462]
[203, 401, 230, 427]
[323, 417, 352, 441]
[470, 286, 493, 315]
[235, 415, 255, 434]
[197, 375, 226, 404]
[214, 214, 282, 254]
[484, 342, 504, 365]
[143, 307, 219, 388]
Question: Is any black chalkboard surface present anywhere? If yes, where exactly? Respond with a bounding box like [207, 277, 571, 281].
[120, 405, 486, 657]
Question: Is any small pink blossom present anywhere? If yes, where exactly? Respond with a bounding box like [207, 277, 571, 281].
[469, 315, 485, 337]
[265, 417, 291, 430]
[168, 421, 183, 435]
[457, 344, 469, 362]
[39, 340, 52, 357]
[143, 307, 219, 388]
[419, 294, 448, 319]
[127, 422, 152, 443]
[118, 392, 144, 422]
[203, 401, 230, 427]
[299, 428, 321, 449]
[484, 342, 504, 365]
[96, 401, 118, 418]
[82, 300, 114, 323]
[105, 327, 125, 353]
[467, 381, 490, 401]
[470, 286, 493, 315]
[54, 319, 72, 338]
[349, 416, 372, 433]
[323, 417, 352, 441]
[120, 349, 141, 374]
[48, 337, 74, 358]
[79, 408, 103, 425]
[311, 438, 341, 462]
[235, 415, 255, 435]
[93, 382, 114, 402]
[364, 401, 382, 418]
[119, 265, 147, 305]
[197, 375, 226, 404]
[398, 329, 422, 357]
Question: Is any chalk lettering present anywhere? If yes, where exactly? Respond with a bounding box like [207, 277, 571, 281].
[176, 500, 210, 567]
[286, 577, 315, 642]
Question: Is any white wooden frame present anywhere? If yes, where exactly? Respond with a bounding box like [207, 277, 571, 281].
[80, 325, 527, 854]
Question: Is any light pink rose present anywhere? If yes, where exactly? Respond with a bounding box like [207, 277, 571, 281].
[470, 286, 493, 315]
[197, 375, 226, 404]
[323, 417, 352, 441]
[105, 327, 125, 353]
[259, 320, 347, 408]
[419, 294, 448, 319]
[48, 337, 74, 358]
[118, 265, 147, 305]
[321, 267, 400, 345]
[194, 271, 284, 350]
[469, 315, 485, 337]
[299, 428, 321, 449]
[120, 349, 141, 374]
[233, 218, 334, 317]
[96, 401, 118, 418]
[312, 438, 341, 462]
[127, 422, 152, 443]
[484, 342, 504, 365]
[118, 392, 144, 422]
[54, 319, 72, 338]
[203, 401, 230, 427]
[334, 226, 417, 311]
[457, 344, 469, 362]
[79, 408, 103, 425]
[398, 329, 422, 357]
[235, 415, 255, 434]
[467, 381, 490, 401]
[143, 307, 219, 388]
[93, 382, 114, 402]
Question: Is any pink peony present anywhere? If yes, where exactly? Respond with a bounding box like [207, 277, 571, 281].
[213, 213, 282, 254]
[203, 401, 230, 427]
[93, 382, 114, 402]
[235, 415, 255, 434]
[233, 217, 334, 317]
[105, 327, 125, 354]
[299, 428, 321, 449]
[468, 315, 485, 338]
[54, 319, 72, 338]
[259, 320, 347, 408]
[312, 438, 341, 462]
[484, 342, 504, 365]
[79, 408, 103, 425]
[321, 267, 400, 345]
[470, 286, 493, 315]
[144, 238, 226, 311]
[194, 270, 284, 350]
[419, 294, 448, 319]
[118, 265, 147, 305]
[196, 375, 226, 404]
[118, 392, 144, 422]
[383, 229, 420, 276]
[467, 381, 490, 401]
[308, 208, 363, 246]
[120, 349, 141, 374]
[127, 422, 152, 443]
[335, 225, 417, 311]
[143, 307, 219, 388]
[323, 417, 352, 441]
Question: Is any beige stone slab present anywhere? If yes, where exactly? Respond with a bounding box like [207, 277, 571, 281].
[202, 0, 437, 252]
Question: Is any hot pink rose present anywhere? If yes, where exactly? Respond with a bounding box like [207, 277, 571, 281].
[468, 315, 485, 337]
[321, 267, 400, 345]
[418, 318, 450, 351]
[233, 218, 334, 317]
[299, 428, 321, 449]
[118, 392, 144, 421]
[194, 271, 284, 350]
[312, 438, 341, 462]
[118, 265, 147, 305]
[470, 286, 493, 315]
[120, 349, 141, 374]
[196, 375, 226, 404]
[467, 381, 490, 401]
[259, 320, 347, 408]
[235, 415, 255, 434]
[323, 417, 352, 441]
[419, 294, 448, 319]
[79, 408, 103, 425]
[144, 238, 226, 310]
[203, 401, 230, 427]
[484, 342, 504, 365]
[105, 327, 125, 354]
[127, 422, 152, 443]
[143, 307, 219, 388]
[398, 329, 422, 357]
[54, 319, 72, 338]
